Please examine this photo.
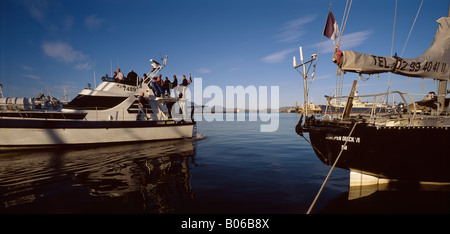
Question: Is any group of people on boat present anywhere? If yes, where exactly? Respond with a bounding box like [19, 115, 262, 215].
[101, 68, 192, 98]
[148, 73, 191, 97]
[101, 68, 139, 85]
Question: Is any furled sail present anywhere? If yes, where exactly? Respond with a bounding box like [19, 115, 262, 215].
[333, 17, 450, 81]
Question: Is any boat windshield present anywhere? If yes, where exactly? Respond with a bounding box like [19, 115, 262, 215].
[101, 76, 138, 86]
[64, 95, 128, 110]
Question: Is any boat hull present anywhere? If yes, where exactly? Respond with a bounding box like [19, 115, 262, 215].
[0, 119, 195, 148]
[305, 120, 450, 183]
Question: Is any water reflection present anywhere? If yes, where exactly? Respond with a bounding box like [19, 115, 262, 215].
[318, 182, 450, 214]
[0, 139, 197, 213]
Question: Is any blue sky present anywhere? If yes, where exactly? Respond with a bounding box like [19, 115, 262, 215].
[0, 0, 448, 108]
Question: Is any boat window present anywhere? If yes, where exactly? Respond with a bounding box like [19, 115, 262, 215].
[64, 95, 128, 110]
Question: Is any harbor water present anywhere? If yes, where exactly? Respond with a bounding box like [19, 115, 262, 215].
[0, 113, 448, 214]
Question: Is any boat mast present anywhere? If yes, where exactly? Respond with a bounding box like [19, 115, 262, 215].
[301, 47, 308, 116]
[293, 47, 317, 116]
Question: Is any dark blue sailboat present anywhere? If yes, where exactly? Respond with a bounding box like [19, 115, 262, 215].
[295, 5, 450, 184]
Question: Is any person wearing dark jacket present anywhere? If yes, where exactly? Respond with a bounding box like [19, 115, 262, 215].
[181, 75, 188, 86]
[163, 77, 171, 96]
[137, 92, 148, 120]
[172, 75, 178, 88]
[127, 70, 138, 85]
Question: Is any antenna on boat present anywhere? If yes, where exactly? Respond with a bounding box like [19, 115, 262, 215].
[146, 55, 168, 81]
[93, 69, 96, 88]
[293, 46, 317, 116]
[163, 55, 168, 67]
[63, 87, 68, 103]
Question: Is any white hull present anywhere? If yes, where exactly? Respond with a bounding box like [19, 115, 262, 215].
[0, 123, 194, 147]
[0, 56, 198, 149]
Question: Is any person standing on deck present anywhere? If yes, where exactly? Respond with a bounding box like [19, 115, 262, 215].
[116, 68, 124, 83]
[127, 69, 138, 85]
[163, 77, 171, 96]
[137, 92, 148, 120]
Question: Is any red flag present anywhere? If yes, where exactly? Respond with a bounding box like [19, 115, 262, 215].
[323, 12, 339, 40]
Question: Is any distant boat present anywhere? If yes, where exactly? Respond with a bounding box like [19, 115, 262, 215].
[318, 91, 389, 114]
[0, 86, 66, 112]
[301, 102, 322, 114]
[282, 102, 321, 114]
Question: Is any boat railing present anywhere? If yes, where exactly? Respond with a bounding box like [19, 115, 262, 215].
[101, 76, 140, 86]
[323, 91, 417, 124]
[0, 104, 25, 119]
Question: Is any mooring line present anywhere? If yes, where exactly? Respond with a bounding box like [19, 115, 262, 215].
[306, 122, 358, 214]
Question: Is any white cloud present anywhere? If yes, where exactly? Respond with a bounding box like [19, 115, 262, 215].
[261, 48, 295, 64]
[315, 30, 374, 53]
[42, 41, 85, 63]
[84, 14, 105, 31]
[22, 65, 33, 70]
[277, 14, 318, 43]
[20, 74, 41, 80]
[197, 68, 212, 74]
[312, 74, 332, 81]
[21, 0, 49, 26]
[75, 62, 93, 70]
[41, 41, 93, 70]
[20, 0, 73, 31]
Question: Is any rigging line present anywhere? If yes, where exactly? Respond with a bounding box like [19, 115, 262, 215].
[339, 0, 349, 41]
[335, 72, 342, 103]
[312, 0, 334, 81]
[306, 0, 334, 97]
[401, 0, 424, 57]
[333, 0, 352, 97]
[387, 0, 398, 94]
[340, 75, 343, 102]
[306, 121, 358, 214]
[390, 0, 398, 58]
[335, 76, 338, 103]
[332, 0, 349, 60]
[337, 0, 353, 46]
[312, 35, 324, 80]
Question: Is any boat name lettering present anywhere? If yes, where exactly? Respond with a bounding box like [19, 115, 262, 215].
[122, 85, 137, 92]
[325, 135, 360, 143]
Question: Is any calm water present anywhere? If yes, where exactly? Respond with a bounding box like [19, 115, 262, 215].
[0, 113, 448, 214]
